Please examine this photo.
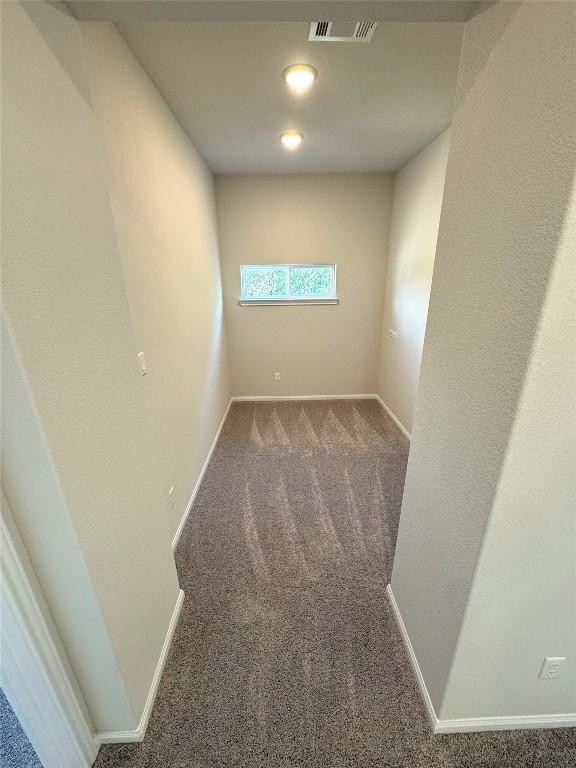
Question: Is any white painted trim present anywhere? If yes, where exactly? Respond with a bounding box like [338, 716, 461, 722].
[386, 584, 576, 734]
[1, 490, 98, 768]
[96, 588, 185, 745]
[434, 712, 576, 734]
[386, 583, 437, 730]
[231, 394, 377, 402]
[172, 398, 233, 550]
[373, 395, 411, 440]
[239, 298, 339, 307]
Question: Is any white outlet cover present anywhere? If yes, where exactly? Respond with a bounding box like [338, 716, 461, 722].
[539, 657, 567, 679]
[137, 351, 148, 376]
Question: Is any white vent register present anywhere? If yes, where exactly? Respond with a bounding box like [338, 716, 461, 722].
[309, 21, 378, 42]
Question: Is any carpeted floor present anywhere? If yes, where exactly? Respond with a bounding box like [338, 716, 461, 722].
[95, 399, 575, 768]
[0, 688, 42, 768]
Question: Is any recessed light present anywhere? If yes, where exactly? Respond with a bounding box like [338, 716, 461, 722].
[283, 64, 317, 92]
[280, 131, 303, 150]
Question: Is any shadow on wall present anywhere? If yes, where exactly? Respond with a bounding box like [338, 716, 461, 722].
[22, 2, 93, 105]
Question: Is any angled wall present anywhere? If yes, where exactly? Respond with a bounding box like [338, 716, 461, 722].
[390, 0, 576, 727]
[441, 181, 576, 720]
[377, 128, 450, 434]
[80, 23, 231, 540]
[1, 1, 180, 733]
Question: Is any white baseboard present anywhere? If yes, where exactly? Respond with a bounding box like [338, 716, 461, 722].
[96, 589, 185, 745]
[231, 394, 377, 402]
[386, 584, 575, 734]
[172, 398, 233, 551]
[386, 584, 437, 730]
[434, 712, 576, 734]
[373, 395, 411, 440]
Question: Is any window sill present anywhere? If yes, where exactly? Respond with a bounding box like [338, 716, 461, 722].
[238, 298, 340, 307]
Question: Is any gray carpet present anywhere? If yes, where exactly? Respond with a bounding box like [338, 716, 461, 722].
[95, 399, 575, 768]
[0, 688, 43, 768]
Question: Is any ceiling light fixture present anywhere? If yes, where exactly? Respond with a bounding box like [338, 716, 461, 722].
[280, 130, 303, 150]
[283, 64, 318, 92]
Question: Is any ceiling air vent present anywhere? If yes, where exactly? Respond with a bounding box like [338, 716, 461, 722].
[309, 21, 378, 43]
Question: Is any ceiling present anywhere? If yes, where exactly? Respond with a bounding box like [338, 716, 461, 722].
[70, 2, 488, 24]
[117, 20, 463, 173]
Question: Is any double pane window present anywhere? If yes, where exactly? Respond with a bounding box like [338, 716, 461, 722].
[240, 264, 336, 302]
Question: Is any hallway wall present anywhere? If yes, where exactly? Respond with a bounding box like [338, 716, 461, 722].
[216, 174, 393, 397]
[81, 23, 231, 540]
[391, 0, 576, 724]
[377, 129, 450, 434]
[1, 0, 180, 732]
[441, 180, 576, 718]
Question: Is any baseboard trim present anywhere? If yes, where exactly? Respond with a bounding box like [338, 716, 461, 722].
[231, 394, 377, 402]
[171, 398, 233, 551]
[373, 395, 411, 440]
[386, 584, 437, 730]
[434, 712, 576, 734]
[96, 589, 185, 745]
[386, 584, 575, 734]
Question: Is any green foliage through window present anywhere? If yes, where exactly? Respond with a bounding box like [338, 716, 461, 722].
[241, 264, 336, 301]
[242, 267, 288, 298]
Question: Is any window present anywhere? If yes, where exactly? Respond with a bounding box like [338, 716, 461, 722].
[240, 264, 338, 305]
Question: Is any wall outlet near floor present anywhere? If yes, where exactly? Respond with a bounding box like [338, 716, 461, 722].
[168, 485, 176, 509]
[539, 657, 567, 679]
[137, 351, 148, 376]
[274, 372, 281, 381]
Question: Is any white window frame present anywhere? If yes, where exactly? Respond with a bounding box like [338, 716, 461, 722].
[239, 264, 339, 306]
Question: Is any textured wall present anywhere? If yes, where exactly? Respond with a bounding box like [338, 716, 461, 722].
[441, 180, 576, 717]
[216, 174, 393, 397]
[377, 129, 450, 433]
[391, 0, 576, 718]
[81, 23, 231, 537]
[1, 1, 180, 731]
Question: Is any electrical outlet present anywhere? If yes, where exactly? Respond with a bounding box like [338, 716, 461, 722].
[539, 657, 567, 680]
[168, 485, 175, 509]
[274, 372, 281, 382]
[137, 351, 148, 376]
[389, 329, 398, 339]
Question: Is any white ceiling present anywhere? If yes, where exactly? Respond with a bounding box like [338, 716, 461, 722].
[71, 2, 487, 24]
[117, 20, 463, 173]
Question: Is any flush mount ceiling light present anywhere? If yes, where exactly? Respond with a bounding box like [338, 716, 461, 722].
[280, 130, 304, 150]
[283, 64, 318, 92]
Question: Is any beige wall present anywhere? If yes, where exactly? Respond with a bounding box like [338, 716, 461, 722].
[441, 185, 576, 717]
[216, 174, 393, 396]
[391, 0, 576, 721]
[81, 23, 231, 539]
[377, 129, 450, 434]
[1, 1, 180, 732]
